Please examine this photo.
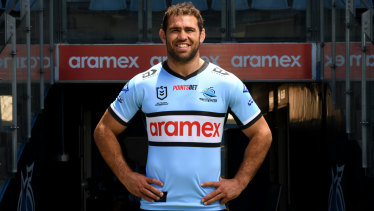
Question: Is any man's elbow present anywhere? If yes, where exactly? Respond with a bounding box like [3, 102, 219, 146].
[265, 129, 272, 146]
[93, 122, 105, 144]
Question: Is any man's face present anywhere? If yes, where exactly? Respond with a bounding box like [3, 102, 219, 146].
[160, 15, 205, 63]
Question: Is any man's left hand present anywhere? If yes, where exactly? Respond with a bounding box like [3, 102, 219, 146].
[200, 178, 244, 205]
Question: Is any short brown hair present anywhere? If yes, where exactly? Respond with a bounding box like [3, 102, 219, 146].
[161, 2, 204, 32]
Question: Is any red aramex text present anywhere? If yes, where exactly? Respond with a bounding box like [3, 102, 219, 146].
[149, 121, 221, 138]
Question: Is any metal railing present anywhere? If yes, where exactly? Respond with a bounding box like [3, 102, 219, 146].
[0, 0, 53, 185]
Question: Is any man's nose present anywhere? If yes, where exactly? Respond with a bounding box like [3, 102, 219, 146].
[178, 30, 188, 40]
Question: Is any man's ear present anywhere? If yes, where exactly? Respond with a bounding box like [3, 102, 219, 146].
[159, 29, 166, 43]
[200, 28, 206, 43]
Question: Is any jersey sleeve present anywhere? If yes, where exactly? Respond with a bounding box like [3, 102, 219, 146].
[109, 77, 141, 125]
[228, 77, 262, 129]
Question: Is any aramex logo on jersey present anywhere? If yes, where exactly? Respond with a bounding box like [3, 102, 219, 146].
[149, 120, 221, 138]
[146, 115, 225, 143]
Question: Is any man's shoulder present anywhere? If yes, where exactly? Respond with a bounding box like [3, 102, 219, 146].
[132, 63, 163, 83]
[205, 62, 240, 83]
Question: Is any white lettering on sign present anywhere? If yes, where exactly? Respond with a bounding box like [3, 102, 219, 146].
[68, 56, 139, 69]
[0, 56, 51, 69]
[325, 54, 374, 67]
[150, 56, 168, 66]
[201, 56, 220, 65]
[231, 55, 301, 68]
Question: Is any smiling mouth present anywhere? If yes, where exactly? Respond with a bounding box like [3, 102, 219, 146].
[177, 44, 189, 48]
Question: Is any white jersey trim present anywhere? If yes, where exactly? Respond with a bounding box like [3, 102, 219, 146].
[110, 103, 130, 123]
[242, 110, 262, 126]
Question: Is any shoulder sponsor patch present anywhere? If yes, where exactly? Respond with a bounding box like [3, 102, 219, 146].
[146, 114, 225, 146]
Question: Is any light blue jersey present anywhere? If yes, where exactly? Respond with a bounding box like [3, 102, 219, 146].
[109, 61, 261, 210]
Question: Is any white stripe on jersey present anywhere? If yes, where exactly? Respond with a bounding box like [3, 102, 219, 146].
[242, 110, 261, 126]
[110, 103, 130, 123]
[146, 115, 225, 144]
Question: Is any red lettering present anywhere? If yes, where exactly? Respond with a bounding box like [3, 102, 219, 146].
[157, 121, 165, 136]
[180, 121, 200, 136]
[213, 123, 221, 137]
[150, 122, 158, 136]
[149, 121, 221, 138]
[202, 122, 213, 137]
[165, 121, 178, 136]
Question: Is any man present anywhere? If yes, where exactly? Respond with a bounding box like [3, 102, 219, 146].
[94, 2, 272, 211]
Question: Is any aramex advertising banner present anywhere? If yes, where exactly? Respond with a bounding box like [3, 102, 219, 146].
[324, 43, 374, 80]
[0, 45, 51, 81]
[57, 43, 315, 81]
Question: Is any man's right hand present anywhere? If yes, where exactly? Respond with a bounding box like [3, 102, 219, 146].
[122, 171, 164, 202]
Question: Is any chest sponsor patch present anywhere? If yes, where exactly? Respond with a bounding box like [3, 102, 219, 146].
[146, 114, 224, 144]
[172, 85, 198, 91]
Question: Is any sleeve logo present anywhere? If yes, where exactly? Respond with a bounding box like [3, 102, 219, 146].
[243, 84, 249, 93]
[142, 69, 157, 79]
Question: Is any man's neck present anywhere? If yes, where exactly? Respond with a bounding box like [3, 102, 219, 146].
[166, 57, 204, 77]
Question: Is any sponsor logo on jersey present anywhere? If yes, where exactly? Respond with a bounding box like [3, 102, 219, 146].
[248, 98, 254, 106]
[116, 83, 129, 103]
[116, 96, 124, 103]
[243, 84, 249, 93]
[156, 86, 168, 100]
[212, 67, 229, 76]
[149, 120, 221, 138]
[142, 69, 157, 79]
[155, 102, 168, 106]
[172, 85, 198, 91]
[200, 87, 217, 102]
[122, 83, 129, 93]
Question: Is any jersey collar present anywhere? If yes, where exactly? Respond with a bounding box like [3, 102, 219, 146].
[162, 60, 209, 81]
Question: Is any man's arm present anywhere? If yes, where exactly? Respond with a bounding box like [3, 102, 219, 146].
[94, 109, 164, 202]
[201, 116, 272, 205]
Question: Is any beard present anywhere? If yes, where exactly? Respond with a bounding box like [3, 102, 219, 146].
[165, 38, 200, 63]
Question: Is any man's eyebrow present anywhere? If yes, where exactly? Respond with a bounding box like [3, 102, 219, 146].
[168, 26, 181, 30]
[168, 26, 196, 31]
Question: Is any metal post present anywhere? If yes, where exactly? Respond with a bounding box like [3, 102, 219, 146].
[360, 6, 372, 168]
[26, 0, 31, 139]
[361, 33, 367, 168]
[230, 0, 235, 41]
[320, 0, 325, 80]
[137, 0, 143, 42]
[345, 0, 353, 135]
[146, 0, 152, 42]
[49, 0, 54, 84]
[220, 0, 226, 42]
[306, 0, 311, 40]
[61, 0, 67, 42]
[39, 0, 44, 110]
[331, 0, 336, 104]
[8, 14, 17, 173]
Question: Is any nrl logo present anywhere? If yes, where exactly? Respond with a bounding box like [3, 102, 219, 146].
[156, 86, 168, 100]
